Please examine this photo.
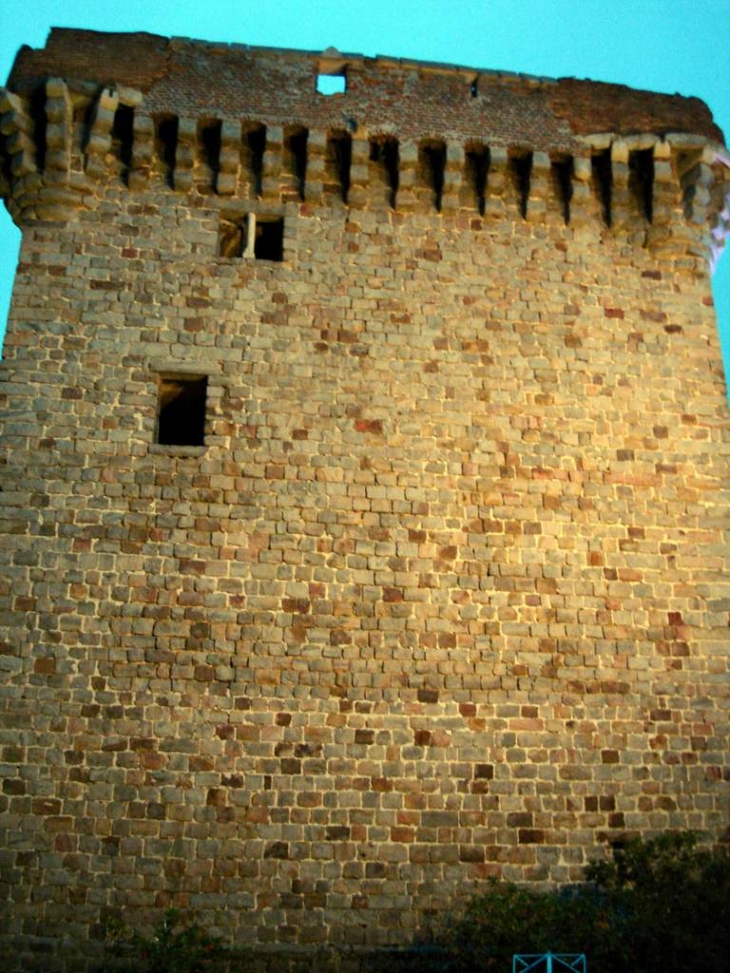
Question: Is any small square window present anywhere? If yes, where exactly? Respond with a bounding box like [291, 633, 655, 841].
[317, 72, 346, 96]
[156, 374, 208, 446]
[218, 214, 284, 262]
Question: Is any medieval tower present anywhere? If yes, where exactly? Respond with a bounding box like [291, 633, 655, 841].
[0, 28, 729, 971]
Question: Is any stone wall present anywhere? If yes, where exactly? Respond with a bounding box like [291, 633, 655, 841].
[0, 29, 729, 972]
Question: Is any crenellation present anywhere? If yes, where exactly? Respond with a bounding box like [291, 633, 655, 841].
[0, 76, 727, 264]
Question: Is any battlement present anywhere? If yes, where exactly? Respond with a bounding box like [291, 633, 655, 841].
[2, 29, 729, 265]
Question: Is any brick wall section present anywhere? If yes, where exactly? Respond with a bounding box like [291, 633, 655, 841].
[0, 29, 729, 973]
[7, 29, 724, 144]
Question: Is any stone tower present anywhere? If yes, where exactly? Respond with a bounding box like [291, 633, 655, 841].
[0, 28, 728, 971]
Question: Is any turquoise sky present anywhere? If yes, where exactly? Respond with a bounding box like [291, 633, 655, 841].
[1, 0, 729, 379]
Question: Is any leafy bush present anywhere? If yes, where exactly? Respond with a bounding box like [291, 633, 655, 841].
[586, 831, 730, 973]
[103, 908, 225, 973]
[448, 833, 730, 973]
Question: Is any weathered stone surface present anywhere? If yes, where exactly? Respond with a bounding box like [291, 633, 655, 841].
[0, 27, 728, 973]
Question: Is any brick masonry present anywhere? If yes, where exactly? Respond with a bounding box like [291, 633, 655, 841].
[0, 28, 729, 972]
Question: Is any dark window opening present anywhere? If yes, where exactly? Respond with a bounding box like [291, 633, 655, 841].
[326, 130, 352, 203]
[29, 87, 47, 172]
[285, 127, 308, 201]
[246, 124, 266, 198]
[466, 144, 490, 215]
[420, 140, 447, 212]
[156, 375, 208, 447]
[510, 151, 532, 219]
[112, 105, 134, 184]
[629, 148, 654, 222]
[218, 214, 284, 261]
[156, 115, 178, 188]
[676, 149, 701, 220]
[0, 132, 13, 189]
[369, 137, 399, 209]
[199, 118, 222, 183]
[254, 217, 284, 261]
[317, 71, 347, 96]
[470, 76, 479, 98]
[552, 156, 574, 224]
[73, 99, 89, 153]
[592, 149, 612, 226]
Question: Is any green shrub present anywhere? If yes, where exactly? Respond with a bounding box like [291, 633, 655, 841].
[587, 832, 730, 973]
[103, 908, 225, 973]
[448, 833, 730, 973]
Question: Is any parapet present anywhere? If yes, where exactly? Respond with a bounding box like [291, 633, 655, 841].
[1, 28, 729, 265]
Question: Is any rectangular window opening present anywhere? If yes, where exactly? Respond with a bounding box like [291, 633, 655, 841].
[317, 72, 347, 96]
[111, 105, 134, 184]
[199, 118, 222, 184]
[552, 155, 574, 225]
[254, 217, 284, 261]
[155, 115, 178, 188]
[369, 137, 399, 209]
[629, 148, 654, 223]
[420, 140, 447, 213]
[466, 143, 490, 216]
[218, 214, 284, 262]
[29, 88, 47, 172]
[246, 124, 266, 198]
[510, 151, 533, 220]
[592, 149, 613, 227]
[285, 127, 308, 201]
[156, 374, 208, 447]
[326, 130, 352, 203]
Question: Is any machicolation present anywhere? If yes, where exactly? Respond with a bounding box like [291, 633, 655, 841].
[0, 27, 729, 972]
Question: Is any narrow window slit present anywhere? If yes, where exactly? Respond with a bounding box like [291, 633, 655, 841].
[155, 115, 178, 188]
[74, 100, 90, 157]
[29, 88, 47, 172]
[552, 156, 574, 224]
[246, 125, 266, 199]
[370, 137, 399, 209]
[466, 144, 490, 215]
[199, 119, 222, 187]
[327, 130, 352, 203]
[285, 127, 308, 201]
[112, 105, 134, 184]
[629, 148, 654, 222]
[0, 132, 12, 188]
[420, 140, 447, 212]
[156, 375, 208, 447]
[592, 149, 612, 226]
[510, 151, 532, 219]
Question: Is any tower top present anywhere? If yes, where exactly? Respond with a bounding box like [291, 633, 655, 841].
[1, 28, 728, 268]
[6, 27, 724, 150]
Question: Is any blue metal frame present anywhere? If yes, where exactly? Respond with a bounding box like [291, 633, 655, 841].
[513, 952, 587, 973]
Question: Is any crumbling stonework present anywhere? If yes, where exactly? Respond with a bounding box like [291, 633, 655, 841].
[0, 28, 729, 972]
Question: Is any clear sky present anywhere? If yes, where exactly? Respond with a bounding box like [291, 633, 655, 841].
[1, 0, 729, 378]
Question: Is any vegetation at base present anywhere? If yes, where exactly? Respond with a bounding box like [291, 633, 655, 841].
[97, 833, 730, 973]
[447, 832, 730, 973]
[102, 908, 225, 973]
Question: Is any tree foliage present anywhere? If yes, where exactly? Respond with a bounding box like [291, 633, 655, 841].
[448, 833, 730, 973]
